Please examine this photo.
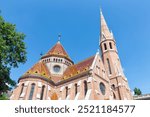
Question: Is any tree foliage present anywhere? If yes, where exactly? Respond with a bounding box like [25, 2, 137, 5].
[134, 87, 142, 96]
[0, 14, 27, 96]
[0, 93, 9, 100]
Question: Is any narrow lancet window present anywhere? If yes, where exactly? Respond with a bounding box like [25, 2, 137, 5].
[19, 83, 24, 97]
[104, 43, 107, 50]
[40, 85, 45, 100]
[75, 83, 78, 96]
[84, 81, 88, 96]
[107, 58, 112, 74]
[66, 86, 68, 98]
[28, 83, 35, 100]
[109, 42, 112, 49]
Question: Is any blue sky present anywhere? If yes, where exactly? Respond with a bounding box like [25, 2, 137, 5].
[0, 0, 150, 94]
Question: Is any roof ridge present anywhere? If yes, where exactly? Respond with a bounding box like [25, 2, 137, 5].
[75, 55, 95, 65]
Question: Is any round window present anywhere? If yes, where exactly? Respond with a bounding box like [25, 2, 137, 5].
[53, 65, 61, 73]
[100, 83, 106, 95]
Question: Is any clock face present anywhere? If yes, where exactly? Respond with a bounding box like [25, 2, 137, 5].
[53, 65, 61, 73]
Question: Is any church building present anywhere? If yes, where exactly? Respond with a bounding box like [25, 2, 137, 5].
[11, 11, 133, 100]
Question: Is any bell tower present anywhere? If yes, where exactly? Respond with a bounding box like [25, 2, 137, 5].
[99, 10, 132, 100]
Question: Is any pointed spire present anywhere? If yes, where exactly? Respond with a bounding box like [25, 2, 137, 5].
[100, 10, 113, 41]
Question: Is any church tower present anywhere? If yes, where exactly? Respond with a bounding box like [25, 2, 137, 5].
[99, 11, 132, 100]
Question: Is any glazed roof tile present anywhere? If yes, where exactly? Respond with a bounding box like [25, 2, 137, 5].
[63, 56, 95, 79]
[41, 41, 73, 63]
[22, 55, 95, 84]
[24, 61, 51, 79]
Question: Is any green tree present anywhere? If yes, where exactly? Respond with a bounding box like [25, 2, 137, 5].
[134, 87, 142, 96]
[0, 14, 27, 96]
[0, 93, 9, 100]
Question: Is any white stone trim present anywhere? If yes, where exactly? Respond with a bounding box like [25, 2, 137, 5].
[118, 83, 122, 86]
[25, 81, 29, 86]
[60, 86, 64, 92]
[90, 52, 98, 70]
[109, 95, 113, 100]
[66, 95, 70, 100]
[68, 83, 73, 89]
[38, 82, 42, 88]
[20, 93, 25, 98]
[95, 90, 100, 95]
[77, 80, 82, 86]
[93, 78, 97, 82]
[85, 89, 92, 100]
[36, 93, 40, 99]
[74, 93, 80, 100]
[48, 86, 51, 91]
[87, 77, 93, 83]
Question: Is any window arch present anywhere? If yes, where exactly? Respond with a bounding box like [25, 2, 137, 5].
[111, 84, 115, 90]
[107, 58, 112, 74]
[75, 83, 78, 96]
[109, 42, 112, 49]
[84, 81, 88, 96]
[40, 85, 45, 100]
[104, 43, 107, 50]
[19, 83, 24, 97]
[28, 83, 35, 100]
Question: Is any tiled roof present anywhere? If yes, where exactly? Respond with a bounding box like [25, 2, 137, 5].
[63, 56, 95, 79]
[24, 61, 51, 79]
[41, 41, 72, 63]
[22, 56, 95, 84]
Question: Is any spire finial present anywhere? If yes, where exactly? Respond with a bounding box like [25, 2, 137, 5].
[58, 33, 61, 43]
[100, 7, 103, 16]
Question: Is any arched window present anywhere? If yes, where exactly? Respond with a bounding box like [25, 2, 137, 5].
[113, 92, 116, 100]
[84, 81, 88, 96]
[109, 42, 112, 49]
[104, 43, 107, 50]
[66, 86, 68, 98]
[75, 83, 78, 96]
[111, 84, 115, 90]
[19, 83, 24, 97]
[99, 83, 106, 95]
[40, 85, 45, 100]
[28, 83, 35, 100]
[107, 58, 112, 74]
